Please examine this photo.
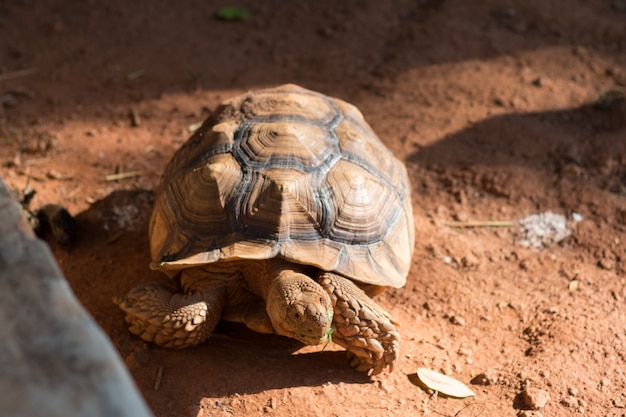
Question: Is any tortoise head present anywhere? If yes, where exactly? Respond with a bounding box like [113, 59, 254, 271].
[266, 272, 333, 346]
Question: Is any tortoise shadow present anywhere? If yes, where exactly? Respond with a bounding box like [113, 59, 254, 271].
[51, 189, 373, 409]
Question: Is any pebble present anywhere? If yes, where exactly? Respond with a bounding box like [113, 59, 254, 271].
[449, 315, 466, 326]
[461, 253, 480, 268]
[598, 257, 615, 270]
[378, 380, 394, 393]
[613, 396, 626, 408]
[521, 387, 550, 410]
[457, 347, 473, 357]
[532, 76, 549, 87]
[517, 411, 543, 417]
[560, 395, 578, 407]
[470, 372, 494, 386]
[46, 169, 65, 180]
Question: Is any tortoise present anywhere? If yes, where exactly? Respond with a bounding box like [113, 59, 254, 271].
[115, 84, 414, 375]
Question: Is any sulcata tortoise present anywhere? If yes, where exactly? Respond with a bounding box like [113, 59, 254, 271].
[116, 84, 414, 375]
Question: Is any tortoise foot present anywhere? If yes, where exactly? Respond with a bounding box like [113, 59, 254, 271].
[114, 281, 224, 349]
[318, 272, 400, 375]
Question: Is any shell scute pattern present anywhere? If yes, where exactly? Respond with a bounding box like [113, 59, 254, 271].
[151, 84, 413, 287]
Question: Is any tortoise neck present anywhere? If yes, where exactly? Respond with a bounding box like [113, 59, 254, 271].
[266, 258, 309, 278]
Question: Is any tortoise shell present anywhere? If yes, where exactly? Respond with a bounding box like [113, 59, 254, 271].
[150, 84, 414, 288]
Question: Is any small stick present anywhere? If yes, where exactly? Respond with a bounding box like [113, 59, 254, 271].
[129, 107, 141, 127]
[65, 186, 81, 199]
[127, 69, 145, 80]
[445, 220, 515, 228]
[0, 68, 38, 82]
[106, 230, 125, 245]
[24, 157, 50, 166]
[105, 171, 141, 181]
[154, 366, 164, 391]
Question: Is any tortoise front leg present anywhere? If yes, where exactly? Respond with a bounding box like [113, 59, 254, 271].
[317, 272, 400, 375]
[115, 278, 226, 349]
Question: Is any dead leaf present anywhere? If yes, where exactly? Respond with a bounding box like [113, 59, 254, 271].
[416, 368, 476, 398]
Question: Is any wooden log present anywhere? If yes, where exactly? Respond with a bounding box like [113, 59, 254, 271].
[0, 177, 154, 417]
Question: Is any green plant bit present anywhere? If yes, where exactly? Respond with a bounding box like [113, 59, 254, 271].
[321, 327, 335, 352]
[215, 7, 251, 21]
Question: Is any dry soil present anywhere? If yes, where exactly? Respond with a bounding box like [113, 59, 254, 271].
[1, 1, 626, 416]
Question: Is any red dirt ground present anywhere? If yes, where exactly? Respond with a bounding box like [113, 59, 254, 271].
[1, 1, 625, 416]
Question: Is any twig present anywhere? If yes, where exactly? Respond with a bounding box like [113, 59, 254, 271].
[24, 157, 50, 166]
[105, 171, 141, 181]
[445, 220, 515, 228]
[0, 68, 38, 82]
[127, 69, 145, 80]
[154, 366, 164, 391]
[106, 230, 125, 245]
[129, 107, 141, 127]
[65, 186, 81, 199]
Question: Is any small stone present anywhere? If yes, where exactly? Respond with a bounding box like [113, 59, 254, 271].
[560, 396, 578, 407]
[378, 380, 394, 393]
[567, 387, 578, 396]
[571, 212, 583, 222]
[46, 169, 65, 180]
[517, 411, 543, 417]
[470, 372, 494, 386]
[449, 315, 466, 326]
[454, 210, 469, 222]
[457, 347, 473, 357]
[521, 387, 550, 410]
[598, 257, 615, 270]
[613, 396, 626, 408]
[461, 253, 480, 268]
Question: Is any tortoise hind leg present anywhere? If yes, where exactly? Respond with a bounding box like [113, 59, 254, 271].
[317, 272, 400, 376]
[115, 279, 226, 349]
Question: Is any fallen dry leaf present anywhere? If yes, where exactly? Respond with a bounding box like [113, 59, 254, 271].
[416, 368, 476, 398]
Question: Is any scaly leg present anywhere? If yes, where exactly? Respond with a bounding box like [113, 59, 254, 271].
[115, 278, 226, 349]
[318, 272, 400, 375]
